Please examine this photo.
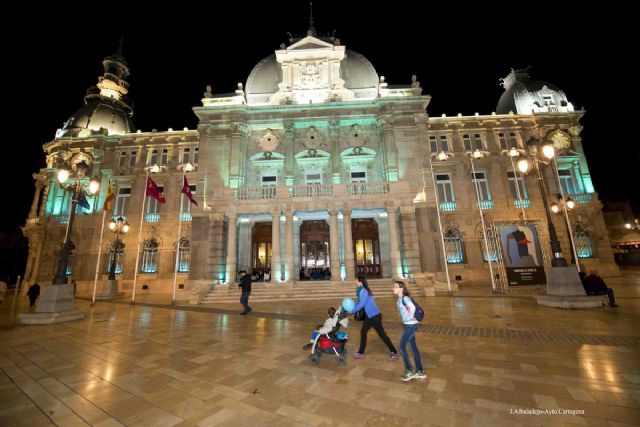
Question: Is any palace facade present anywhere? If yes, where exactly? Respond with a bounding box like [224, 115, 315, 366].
[21, 29, 618, 300]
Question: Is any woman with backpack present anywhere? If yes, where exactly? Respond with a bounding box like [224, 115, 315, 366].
[350, 276, 399, 361]
[393, 280, 427, 381]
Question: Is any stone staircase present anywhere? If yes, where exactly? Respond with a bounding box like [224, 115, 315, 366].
[201, 279, 427, 304]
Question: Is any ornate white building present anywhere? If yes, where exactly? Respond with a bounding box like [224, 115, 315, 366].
[21, 29, 618, 300]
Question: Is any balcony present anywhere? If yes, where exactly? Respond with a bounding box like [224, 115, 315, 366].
[346, 182, 389, 195]
[439, 201, 457, 211]
[180, 212, 192, 222]
[288, 184, 333, 198]
[234, 186, 276, 200]
[513, 199, 531, 209]
[477, 200, 494, 210]
[55, 214, 69, 224]
[145, 213, 160, 223]
[573, 193, 593, 204]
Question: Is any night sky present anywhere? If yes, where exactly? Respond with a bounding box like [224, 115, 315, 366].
[4, 2, 637, 233]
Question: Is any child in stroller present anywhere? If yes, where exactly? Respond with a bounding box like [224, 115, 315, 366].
[304, 302, 350, 365]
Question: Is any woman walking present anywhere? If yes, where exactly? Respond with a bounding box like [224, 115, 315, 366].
[350, 275, 398, 361]
[393, 280, 427, 381]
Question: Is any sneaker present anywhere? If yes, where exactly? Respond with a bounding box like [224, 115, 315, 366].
[388, 353, 399, 362]
[401, 370, 416, 382]
[247, 307, 252, 313]
[414, 370, 427, 380]
[240, 311, 247, 315]
[302, 343, 313, 350]
[352, 353, 365, 361]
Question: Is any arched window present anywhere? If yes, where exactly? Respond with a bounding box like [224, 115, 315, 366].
[574, 223, 594, 258]
[479, 226, 498, 262]
[177, 238, 190, 273]
[444, 227, 465, 264]
[107, 241, 125, 274]
[141, 239, 159, 273]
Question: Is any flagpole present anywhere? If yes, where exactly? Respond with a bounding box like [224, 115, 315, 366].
[92, 208, 107, 304]
[172, 172, 186, 304]
[131, 171, 150, 303]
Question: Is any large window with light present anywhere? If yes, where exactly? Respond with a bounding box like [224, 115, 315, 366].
[149, 149, 158, 165]
[350, 167, 367, 183]
[128, 151, 137, 168]
[574, 223, 594, 258]
[436, 173, 455, 202]
[507, 171, 528, 199]
[146, 186, 163, 222]
[141, 239, 159, 273]
[107, 241, 124, 274]
[182, 147, 191, 164]
[558, 169, 577, 194]
[114, 187, 130, 218]
[177, 238, 190, 272]
[305, 169, 323, 184]
[180, 185, 196, 221]
[160, 148, 168, 166]
[444, 227, 465, 264]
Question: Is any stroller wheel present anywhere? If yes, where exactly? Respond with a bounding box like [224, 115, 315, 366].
[310, 354, 320, 365]
[337, 355, 346, 365]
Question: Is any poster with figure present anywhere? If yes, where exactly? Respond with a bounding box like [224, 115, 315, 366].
[499, 225, 546, 285]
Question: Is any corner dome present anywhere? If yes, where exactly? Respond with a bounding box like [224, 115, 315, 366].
[59, 95, 135, 137]
[245, 49, 378, 105]
[496, 69, 574, 115]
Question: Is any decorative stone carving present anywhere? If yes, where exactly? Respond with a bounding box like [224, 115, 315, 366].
[549, 130, 571, 151]
[204, 85, 213, 98]
[301, 126, 324, 150]
[259, 129, 280, 152]
[300, 62, 320, 88]
[347, 124, 368, 148]
[70, 151, 94, 170]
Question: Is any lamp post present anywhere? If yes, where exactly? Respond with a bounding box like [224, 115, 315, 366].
[107, 216, 130, 280]
[625, 219, 640, 232]
[550, 194, 580, 270]
[519, 137, 567, 267]
[505, 147, 527, 220]
[52, 160, 100, 284]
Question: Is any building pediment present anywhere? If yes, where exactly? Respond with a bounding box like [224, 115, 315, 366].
[287, 36, 335, 51]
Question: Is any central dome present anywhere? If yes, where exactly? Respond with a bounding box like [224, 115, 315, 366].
[245, 49, 379, 105]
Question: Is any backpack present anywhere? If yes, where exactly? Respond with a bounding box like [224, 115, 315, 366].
[403, 296, 425, 322]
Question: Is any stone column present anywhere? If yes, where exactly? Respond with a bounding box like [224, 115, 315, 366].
[29, 177, 44, 218]
[378, 117, 398, 181]
[284, 122, 295, 186]
[271, 211, 280, 282]
[388, 206, 401, 279]
[329, 120, 341, 183]
[329, 210, 341, 281]
[285, 211, 294, 282]
[38, 181, 51, 217]
[342, 208, 355, 281]
[225, 213, 237, 284]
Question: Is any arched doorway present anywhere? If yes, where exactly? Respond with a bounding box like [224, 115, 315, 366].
[251, 222, 272, 271]
[300, 220, 330, 280]
[352, 218, 381, 277]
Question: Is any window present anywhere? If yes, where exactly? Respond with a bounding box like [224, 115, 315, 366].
[177, 238, 190, 272]
[480, 227, 498, 262]
[429, 136, 438, 153]
[181, 185, 196, 221]
[350, 167, 367, 183]
[472, 172, 491, 201]
[182, 147, 190, 164]
[160, 148, 168, 166]
[436, 173, 454, 202]
[147, 186, 163, 220]
[261, 174, 277, 186]
[462, 134, 472, 151]
[114, 187, 131, 217]
[119, 151, 127, 168]
[107, 241, 124, 274]
[558, 169, 577, 194]
[440, 135, 450, 152]
[193, 147, 199, 164]
[305, 169, 322, 184]
[508, 132, 518, 148]
[444, 227, 465, 264]
[498, 132, 508, 150]
[141, 239, 159, 273]
[473, 134, 483, 150]
[543, 94, 554, 106]
[150, 149, 158, 165]
[128, 151, 137, 168]
[574, 223, 593, 258]
[507, 171, 528, 199]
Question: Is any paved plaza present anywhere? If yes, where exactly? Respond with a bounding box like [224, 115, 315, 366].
[1, 272, 639, 426]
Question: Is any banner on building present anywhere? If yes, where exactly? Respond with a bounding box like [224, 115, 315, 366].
[498, 224, 546, 285]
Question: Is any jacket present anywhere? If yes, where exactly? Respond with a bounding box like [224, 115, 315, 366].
[351, 285, 381, 318]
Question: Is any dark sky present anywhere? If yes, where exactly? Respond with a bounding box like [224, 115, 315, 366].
[4, 2, 637, 233]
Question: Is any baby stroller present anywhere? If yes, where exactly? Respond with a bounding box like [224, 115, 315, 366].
[309, 307, 349, 365]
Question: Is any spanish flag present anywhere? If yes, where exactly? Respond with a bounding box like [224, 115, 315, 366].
[103, 181, 115, 211]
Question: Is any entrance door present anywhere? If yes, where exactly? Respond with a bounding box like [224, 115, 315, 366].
[299, 220, 330, 280]
[251, 222, 272, 271]
[352, 218, 382, 277]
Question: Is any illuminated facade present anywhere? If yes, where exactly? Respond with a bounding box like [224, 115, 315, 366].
[21, 32, 618, 299]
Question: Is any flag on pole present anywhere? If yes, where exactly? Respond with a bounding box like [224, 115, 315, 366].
[181, 175, 198, 206]
[103, 181, 115, 211]
[146, 176, 166, 203]
[77, 192, 91, 210]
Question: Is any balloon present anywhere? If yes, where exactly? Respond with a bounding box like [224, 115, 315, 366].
[342, 297, 355, 313]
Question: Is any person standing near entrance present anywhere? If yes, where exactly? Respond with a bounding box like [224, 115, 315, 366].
[349, 276, 399, 361]
[27, 282, 40, 309]
[238, 271, 252, 314]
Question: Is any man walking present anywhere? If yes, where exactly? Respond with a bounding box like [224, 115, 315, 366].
[238, 271, 252, 314]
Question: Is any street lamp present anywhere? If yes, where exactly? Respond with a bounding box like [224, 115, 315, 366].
[52, 160, 100, 284]
[625, 219, 640, 232]
[107, 216, 130, 280]
[550, 194, 580, 269]
[519, 137, 568, 267]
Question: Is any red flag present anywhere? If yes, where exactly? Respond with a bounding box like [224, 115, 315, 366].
[146, 176, 166, 203]
[182, 175, 197, 206]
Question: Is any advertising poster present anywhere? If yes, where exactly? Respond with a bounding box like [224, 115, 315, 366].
[499, 225, 546, 285]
